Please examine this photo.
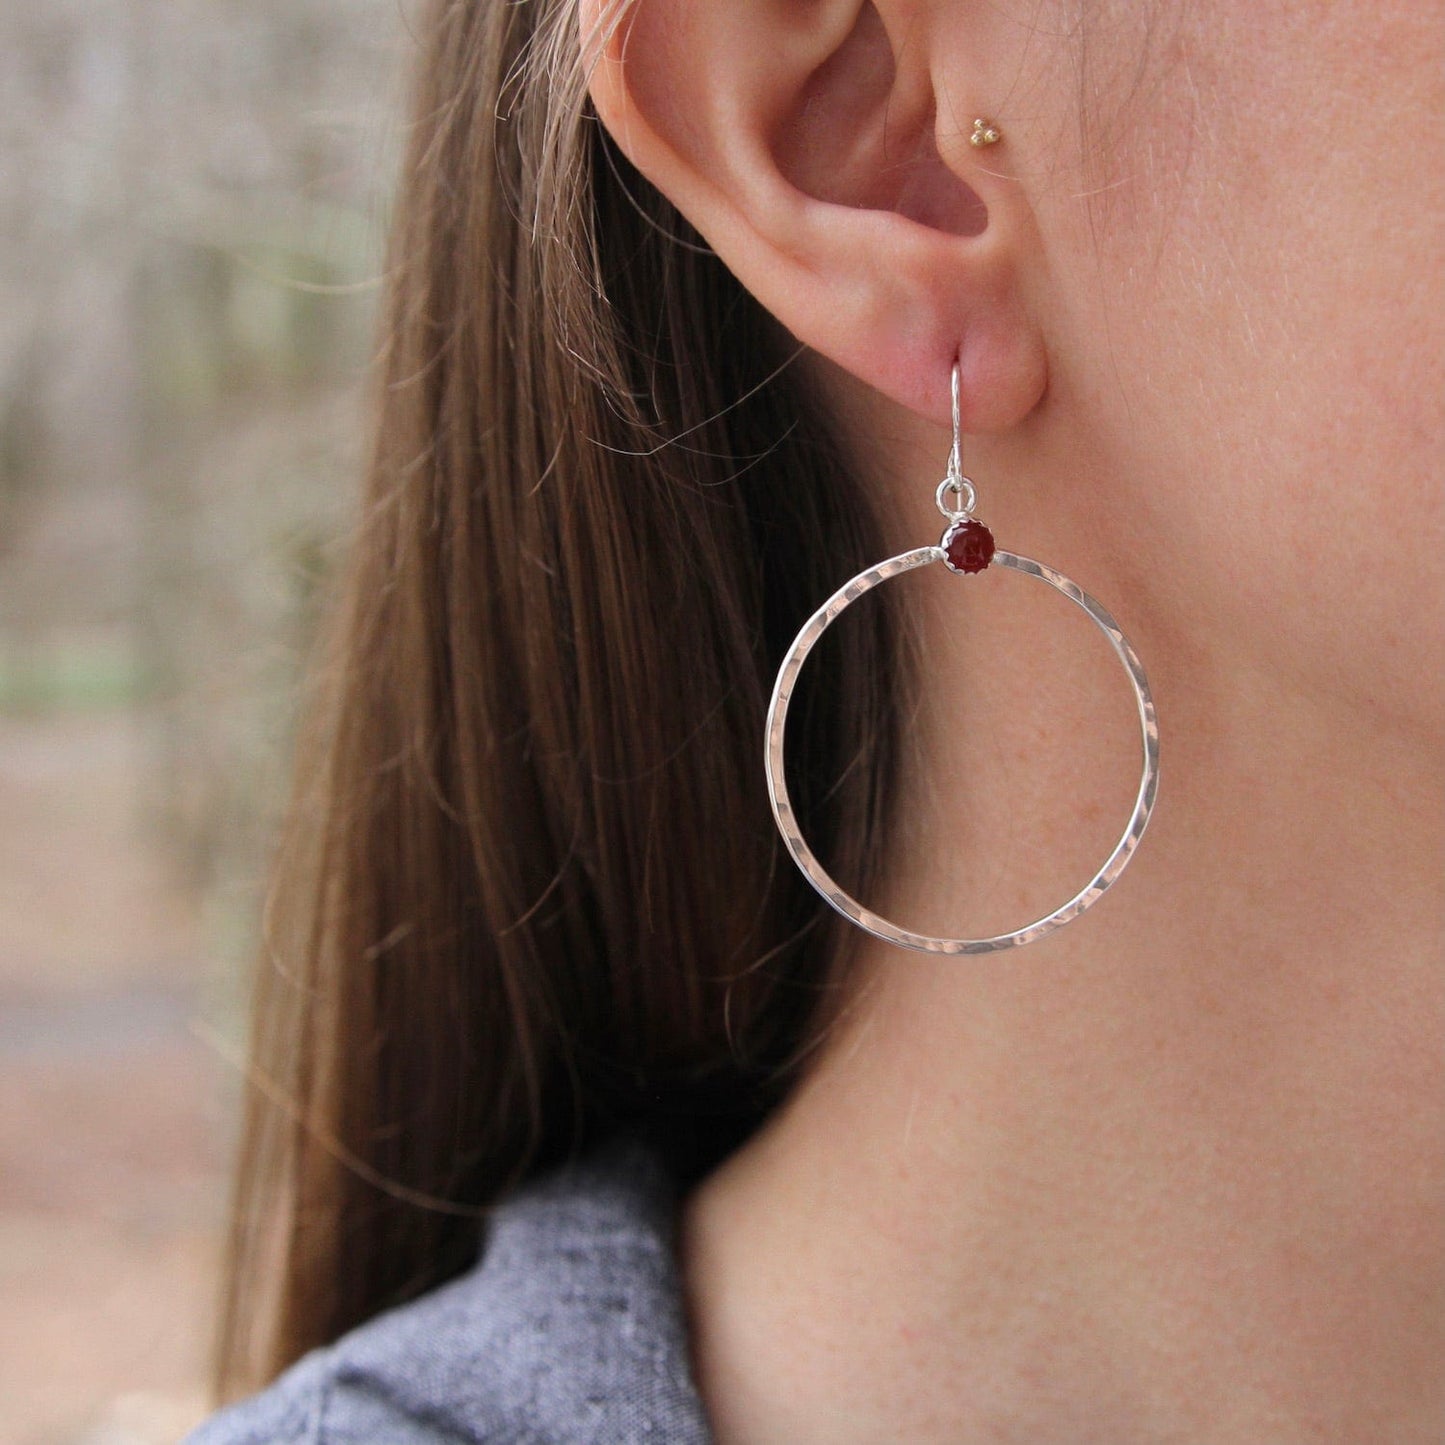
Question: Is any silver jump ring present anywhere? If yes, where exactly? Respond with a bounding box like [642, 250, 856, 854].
[935, 475, 977, 520]
[763, 545, 1160, 954]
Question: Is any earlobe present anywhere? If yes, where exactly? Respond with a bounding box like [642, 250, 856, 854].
[580, 0, 1046, 431]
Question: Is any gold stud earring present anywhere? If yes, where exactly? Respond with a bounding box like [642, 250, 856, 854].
[969, 118, 1002, 148]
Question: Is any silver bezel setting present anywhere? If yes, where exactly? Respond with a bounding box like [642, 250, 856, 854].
[939, 516, 994, 574]
[763, 544, 1160, 955]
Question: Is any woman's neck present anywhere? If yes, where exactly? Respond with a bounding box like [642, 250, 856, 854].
[684, 726, 1443, 1441]
[681, 398, 1445, 1441]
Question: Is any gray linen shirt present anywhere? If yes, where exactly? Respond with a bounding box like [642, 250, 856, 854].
[186, 1140, 714, 1444]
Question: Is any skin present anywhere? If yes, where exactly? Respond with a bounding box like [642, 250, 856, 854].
[584, 0, 1444, 1439]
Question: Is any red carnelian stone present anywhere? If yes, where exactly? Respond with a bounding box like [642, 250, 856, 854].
[944, 519, 995, 574]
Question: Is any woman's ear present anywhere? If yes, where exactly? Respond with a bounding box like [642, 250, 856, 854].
[579, 0, 1046, 429]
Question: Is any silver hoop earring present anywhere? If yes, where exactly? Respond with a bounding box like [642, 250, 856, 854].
[763, 362, 1160, 955]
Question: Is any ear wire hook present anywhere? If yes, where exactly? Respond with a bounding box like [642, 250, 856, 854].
[936, 358, 978, 519]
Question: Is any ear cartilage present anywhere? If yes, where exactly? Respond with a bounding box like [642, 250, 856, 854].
[969, 118, 1002, 148]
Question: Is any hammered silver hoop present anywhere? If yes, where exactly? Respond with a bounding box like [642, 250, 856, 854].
[763, 546, 1160, 955]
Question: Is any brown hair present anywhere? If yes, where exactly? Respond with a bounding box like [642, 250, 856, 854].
[216, 0, 904, 1396]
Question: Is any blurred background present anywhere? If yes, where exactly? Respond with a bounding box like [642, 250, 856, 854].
[0, 3, 411, 1439]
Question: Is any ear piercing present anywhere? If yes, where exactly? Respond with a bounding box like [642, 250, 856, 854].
[969, 118, 1002, 148]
